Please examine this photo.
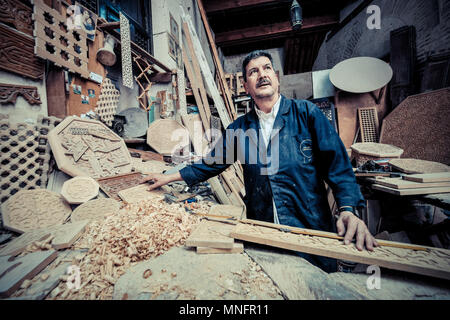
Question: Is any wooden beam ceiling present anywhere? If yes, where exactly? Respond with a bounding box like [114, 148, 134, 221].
[204, 0, 279, 13]
[215, 14, 338, 47]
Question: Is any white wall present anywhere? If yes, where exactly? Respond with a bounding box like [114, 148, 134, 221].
[0, 71, 48, 124]
[223, 47, 285, 76]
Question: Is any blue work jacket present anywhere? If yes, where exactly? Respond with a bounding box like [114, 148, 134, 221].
[180, 95, 365, 233]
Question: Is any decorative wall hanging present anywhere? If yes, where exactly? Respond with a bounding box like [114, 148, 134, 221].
[32, 0, 89, 78]
[94, 78, 120, 126]
[47, 116, 132, 178]
[0, 24, 44, 80]
[0, 83, 41, 105]
[119, 12, 134, 89]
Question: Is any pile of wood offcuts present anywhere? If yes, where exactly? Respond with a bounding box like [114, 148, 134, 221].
[46, 199, 202, 300]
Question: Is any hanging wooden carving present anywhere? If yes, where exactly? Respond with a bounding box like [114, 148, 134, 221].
[0, 0, 34, 35]
[0, 83, 41, 105]
[0, 24, 44, 80]
[32, 0, 89, 78]
[120, 12, 134, 89]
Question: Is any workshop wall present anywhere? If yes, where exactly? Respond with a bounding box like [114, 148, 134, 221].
[313, 0, 450, 71]
[0, 71, 48, 124]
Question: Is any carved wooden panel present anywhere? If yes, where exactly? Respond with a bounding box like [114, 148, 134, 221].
[0, 83, 41, 105]
[61, 176, 99, 204]
[70, 198, 120, 222]
[47, 116, 133, 178]
[32, 0, 89, 78]
[96, 172, 145, 201]
[0, 0, 34, 35]
[1, 189, 72, 234]
[119, 12, 134, 89]
[0, 24, 44, 80]
[231, 222, 450, 281]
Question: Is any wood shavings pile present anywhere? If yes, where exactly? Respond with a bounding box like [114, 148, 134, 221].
[48, 198, 204, 300]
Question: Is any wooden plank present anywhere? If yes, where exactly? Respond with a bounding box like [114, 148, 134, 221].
[372, 184, 450, 196]
[0, 220, 89, 257]
[181, 47, 211, 140]
[209, 204, 245, 220]
[182, 23, 212, 128]
[230, 222, 450, 280]
[185, 220, 235, 249]
[181, 10, 232, 128]
[370, 177, 450, 190]
[117, 184, 165, 204]
[0, 250, 58, 297]
[197, 242, 244, 254]
[181, 113, 209, 157]
[207, 176, 232, 205]
[197, 0, 236, 120]
[404, 172, 450, 183]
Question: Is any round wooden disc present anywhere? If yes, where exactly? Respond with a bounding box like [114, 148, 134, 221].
[329, 57, 393, 93]
[71, 198, 121, 222]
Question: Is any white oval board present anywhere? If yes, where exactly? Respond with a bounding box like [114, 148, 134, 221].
[329, 57, 393, 93]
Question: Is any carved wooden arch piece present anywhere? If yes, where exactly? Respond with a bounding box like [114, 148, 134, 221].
[0, 83, 42, 105]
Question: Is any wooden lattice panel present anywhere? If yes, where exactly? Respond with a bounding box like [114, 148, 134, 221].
[358, 107, 379, 143]
[1, 189, 72, 233]
[0, 118, 52, 204]
[32, 0, 89, 78]
[48, 116, 132, 178]
[36, 115, 62, 189]
[94, 78, 120, 126]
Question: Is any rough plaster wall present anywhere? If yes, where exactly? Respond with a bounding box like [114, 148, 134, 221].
[0, 71, 48, 124]
[313, 0, 450, 71]
[223, 47, 285, 76]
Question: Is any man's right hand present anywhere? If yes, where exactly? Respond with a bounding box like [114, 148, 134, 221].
[139, 172, 183, 191]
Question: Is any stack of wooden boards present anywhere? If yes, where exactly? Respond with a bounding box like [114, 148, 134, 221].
[184, 205, 245, 254]
[179, 6, 246, 209]
[370, 172, 450, 196]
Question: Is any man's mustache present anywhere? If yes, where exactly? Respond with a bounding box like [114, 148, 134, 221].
[256, 78, 271, 87]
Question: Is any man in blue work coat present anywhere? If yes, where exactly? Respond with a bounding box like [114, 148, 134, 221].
[141, 50, 378, 272]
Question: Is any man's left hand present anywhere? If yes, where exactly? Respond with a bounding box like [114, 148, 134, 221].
[336, 211, 379, 251]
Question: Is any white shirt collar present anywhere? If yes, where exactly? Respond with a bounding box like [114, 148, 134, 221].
[254, 95, 281, 121]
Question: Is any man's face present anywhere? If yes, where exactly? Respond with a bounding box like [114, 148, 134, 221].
[243, 56, 279, 100]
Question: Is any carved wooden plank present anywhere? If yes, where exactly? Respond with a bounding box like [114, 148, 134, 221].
[0, 24, 44, 80]
[230, 222, 450, 280]
[0, 0, 34, 35]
